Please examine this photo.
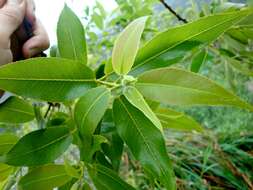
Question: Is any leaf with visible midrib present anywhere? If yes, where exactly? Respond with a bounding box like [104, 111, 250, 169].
[136, 68, 253, 111]
[74, 86, 110, 138]
[18, 164, 72, 190]
[0, 97, 34, 124]
[88, 164, 136, 190]
[0, 57, 96, 102]
[112, 16, 148, 75]
[124, 86, 163, 131]
[113, 97, 176, 190]
[191, 49, 208, 73]
[0, 127, 72, 166]
[155, 107, 203, 132]
[130, 9, 253, 76]
[57, 5, 87, 64]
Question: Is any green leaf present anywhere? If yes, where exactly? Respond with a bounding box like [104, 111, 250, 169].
[191, 49, 208, 73]
[112, 16, 148, 75]
[0, 127, 72, 166]
[123, 86, 162, 131]
[227, 27, 253, 44]
[57, 5, 87, 64]
[88, 164, 136, 190]
[88, 135, 108, 159]
[0, 163, 14, 182]
[0, 97, 34, 124]
[155, 107, 203, 132]
[0, 133, 18, 155]
[18, 164, 72, 190]
[92, 12, 104, 30]
[225, 57, 253, 77]
[104, 59, 113, 75]
[0, 58, 96, 102]
[238, 12, 253, 27]
[64, 160, 81, 179]
[131, 9, 253, 76]
[113, 97, 176, 190]
[74, 86, 110, 138]
[102, 132, 123, 171]
[136, 68, 253, 111]
[58, 179, 77, 190]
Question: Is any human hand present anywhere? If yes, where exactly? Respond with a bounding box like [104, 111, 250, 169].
[0, 0, 49, 65]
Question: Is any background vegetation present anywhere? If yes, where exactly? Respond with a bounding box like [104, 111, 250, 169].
[83, 1, 253, 188]
[0, 0, 253, 189]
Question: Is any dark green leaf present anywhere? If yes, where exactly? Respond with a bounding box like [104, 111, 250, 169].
[113, 97, 176, 190]
[102, 132, 123, 171]
[18, 164, 72, 190]
[191, 49, 208, 73]
[131, 9, 253, 76]
[57, 5, 87, 64]
[136, 68, 253, 111]
[88, 164, 136, 190]
[0, 58, 96, 102]
[0, 97, 34, 124]
[0, 127, 72, 166]
[88, 135, 108, 159]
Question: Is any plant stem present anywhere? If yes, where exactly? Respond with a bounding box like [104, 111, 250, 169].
[96, 80, 119, 88]
[159, 0, 188, 23]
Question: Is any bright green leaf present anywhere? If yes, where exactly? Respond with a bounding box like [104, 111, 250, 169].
[0, 163, 14, 182]
[88, 164, 136, 190]
[113, 97, 176, 190]
[0, 133, 18, 155]
[131, 9, 253, 76]
[0, 97, 34, 124]
[112, 16, 148, 75]
[0, 58, 96, 102]
[155, 107, 203, 132]
[64, 160, 81, 179]
[92, 12, 104, 30]
[124, 86, 162, 131]
[136, 68, 253, 111]
[57, 5, 87, 64]
[0, 127, 72, 166]
[74, 86, 110, 138]
[18, 164, 72, 190]
[104, 59, 113, 75]
[191, 49, 208, 73]
[225, 57, 253, 77]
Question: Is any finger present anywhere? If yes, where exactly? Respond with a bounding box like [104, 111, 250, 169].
[22, 19, 50, 58]
[5, 0, 25, 6]
[0, 0, 7, 8]
[25, 0, 35, 25]
[0, 0, 26, 29]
